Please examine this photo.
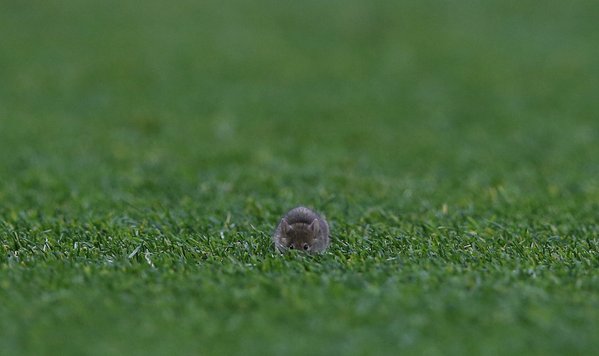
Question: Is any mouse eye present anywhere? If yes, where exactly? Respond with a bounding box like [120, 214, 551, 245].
[303, 243, 309, 251]
[288, 244, 294, 250]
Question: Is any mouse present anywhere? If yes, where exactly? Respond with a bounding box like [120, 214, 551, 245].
[272, 206, 330, 253]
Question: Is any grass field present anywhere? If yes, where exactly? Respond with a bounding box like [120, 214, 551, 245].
[1, 1, 599, 355]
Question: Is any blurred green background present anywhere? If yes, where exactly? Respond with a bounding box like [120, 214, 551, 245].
[1, 1, 598, 355]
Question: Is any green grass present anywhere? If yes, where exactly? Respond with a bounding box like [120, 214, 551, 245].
[1, 0, 599, 355]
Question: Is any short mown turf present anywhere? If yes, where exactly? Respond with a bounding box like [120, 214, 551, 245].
[1, 1, 598, 355]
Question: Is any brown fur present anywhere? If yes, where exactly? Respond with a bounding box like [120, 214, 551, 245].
[273, 207, 330, 253]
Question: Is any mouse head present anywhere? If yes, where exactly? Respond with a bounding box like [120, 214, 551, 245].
[279, 218, 320, 252]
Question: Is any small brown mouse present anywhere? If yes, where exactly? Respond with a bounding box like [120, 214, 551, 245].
[272, 206, 330, 253]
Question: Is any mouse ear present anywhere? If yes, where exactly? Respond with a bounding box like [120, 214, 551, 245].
[281, 219, 292, 234]
[308, 219, 320, 234]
